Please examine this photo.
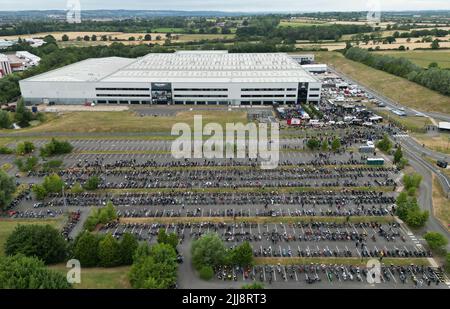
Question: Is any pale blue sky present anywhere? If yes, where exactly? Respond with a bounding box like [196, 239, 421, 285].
[0, 0, 449, 12]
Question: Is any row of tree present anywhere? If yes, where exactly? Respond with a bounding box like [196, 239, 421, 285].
[345, 47, 450, 96]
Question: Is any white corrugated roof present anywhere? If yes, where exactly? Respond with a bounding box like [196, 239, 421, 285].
[23, 51, 318, 84]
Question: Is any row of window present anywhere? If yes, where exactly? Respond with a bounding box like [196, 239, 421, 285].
[174, 94, 228, 98]
[309, 94, 320, 97]
[241, 94, 285, 98]
[241, 88, 297, 92]
[173, 88, 228, 92]
[96, 88, 150, 91]
[96, 94, 151, 97]
[309, 88, 321, 91]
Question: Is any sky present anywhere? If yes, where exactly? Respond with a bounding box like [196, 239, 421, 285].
[1, 0, 449, 12]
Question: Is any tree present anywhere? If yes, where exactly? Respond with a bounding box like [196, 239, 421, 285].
[0, 169, 16, 209]
[84, 175, 100, 190]
[129, 243, 178, 289]
[120, 233, 139, 265]
[40, 138, 73, 157]
[376, 134, 392, 152]
[61, 34, 69, 42]
[14, 98, 33, 127]
[199, 265, 214, 280]
[91, 35, 97, 41]
[83, 35, 90, 41]
[98, 233, 121, 267]
[157, 229, 179, 249]
[32, 183, 47, 200]
[0, 110, 12, 128]
[144, 34, 152, 41]
[406, 208, 429, 228]
[73, 231, 100, 267]
[306, 138, 321, 151]
[43, 173, 64, 193]
[16, 141, 35, 155]
[403, 173, 422, 190]
[191, 233, 227, 270]
[393, 147, 403, 164]
[0, 255, 71, 289]
[445, 253, 450, 273]
[128, 36, 135, 41]
[230, 242, 253, 267]
[331, 138, 341, 151]
[424, 232, 448, 251]
[5, 225, 67, 264]
[428, 62, 439, 69]
[321, 140, 329, 151]
[43, 35, 56, 44]
[431, 39, 440, 49]
[71, 182, 84, 194]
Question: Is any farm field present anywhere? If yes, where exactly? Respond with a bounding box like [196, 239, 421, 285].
[379, 50, 450, 68]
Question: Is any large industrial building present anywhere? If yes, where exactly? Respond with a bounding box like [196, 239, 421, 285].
[20, 51, 322, 106]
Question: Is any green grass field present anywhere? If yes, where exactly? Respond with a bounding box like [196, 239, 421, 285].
[49, 264, 131, 289]
[4, 110, 248, 134]
[0, 218, 63, 256]
[313, 51, 450, 114]
[379, 50, 450, 69]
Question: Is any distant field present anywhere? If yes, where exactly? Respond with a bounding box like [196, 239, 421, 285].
[151, 27, 186, 33]
[6, 110, 248, 134]
[0, 218, 63, 256]
[313, 51, 450, 114]
[379, 50, 450, 68]
[279, 20, 326, 27]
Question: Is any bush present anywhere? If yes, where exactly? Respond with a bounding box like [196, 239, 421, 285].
[5, 224, 67, 264]
[42, 159, 63, 172]
[84, 201, 117, 231]
[71, 182, 84, 194]
[331, 138, 341, 151]
[403, 173, 423, 190]
[376, 134, 392, 152]
[32, 184, 47, 200]
[306, 138, 321, 150]
[83, 175, 100, 191]
[40, 138, 73, 157]
[424, 232, 448, 251]
[0, 255, 71, 289]
[43, 173, 64, 193]
[16, 141, 35, 155]
[242, 282, 264, 289]
[199, 265, 214, 280]
[0, 146, 13, 154]
[14, 156, 38, 172]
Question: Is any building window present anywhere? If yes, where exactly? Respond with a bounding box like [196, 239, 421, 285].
[173, 88, 228, 91]
[96, 88, 150, 91]
[241, 88, 285, 91]
[309, 88, 320, 91]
